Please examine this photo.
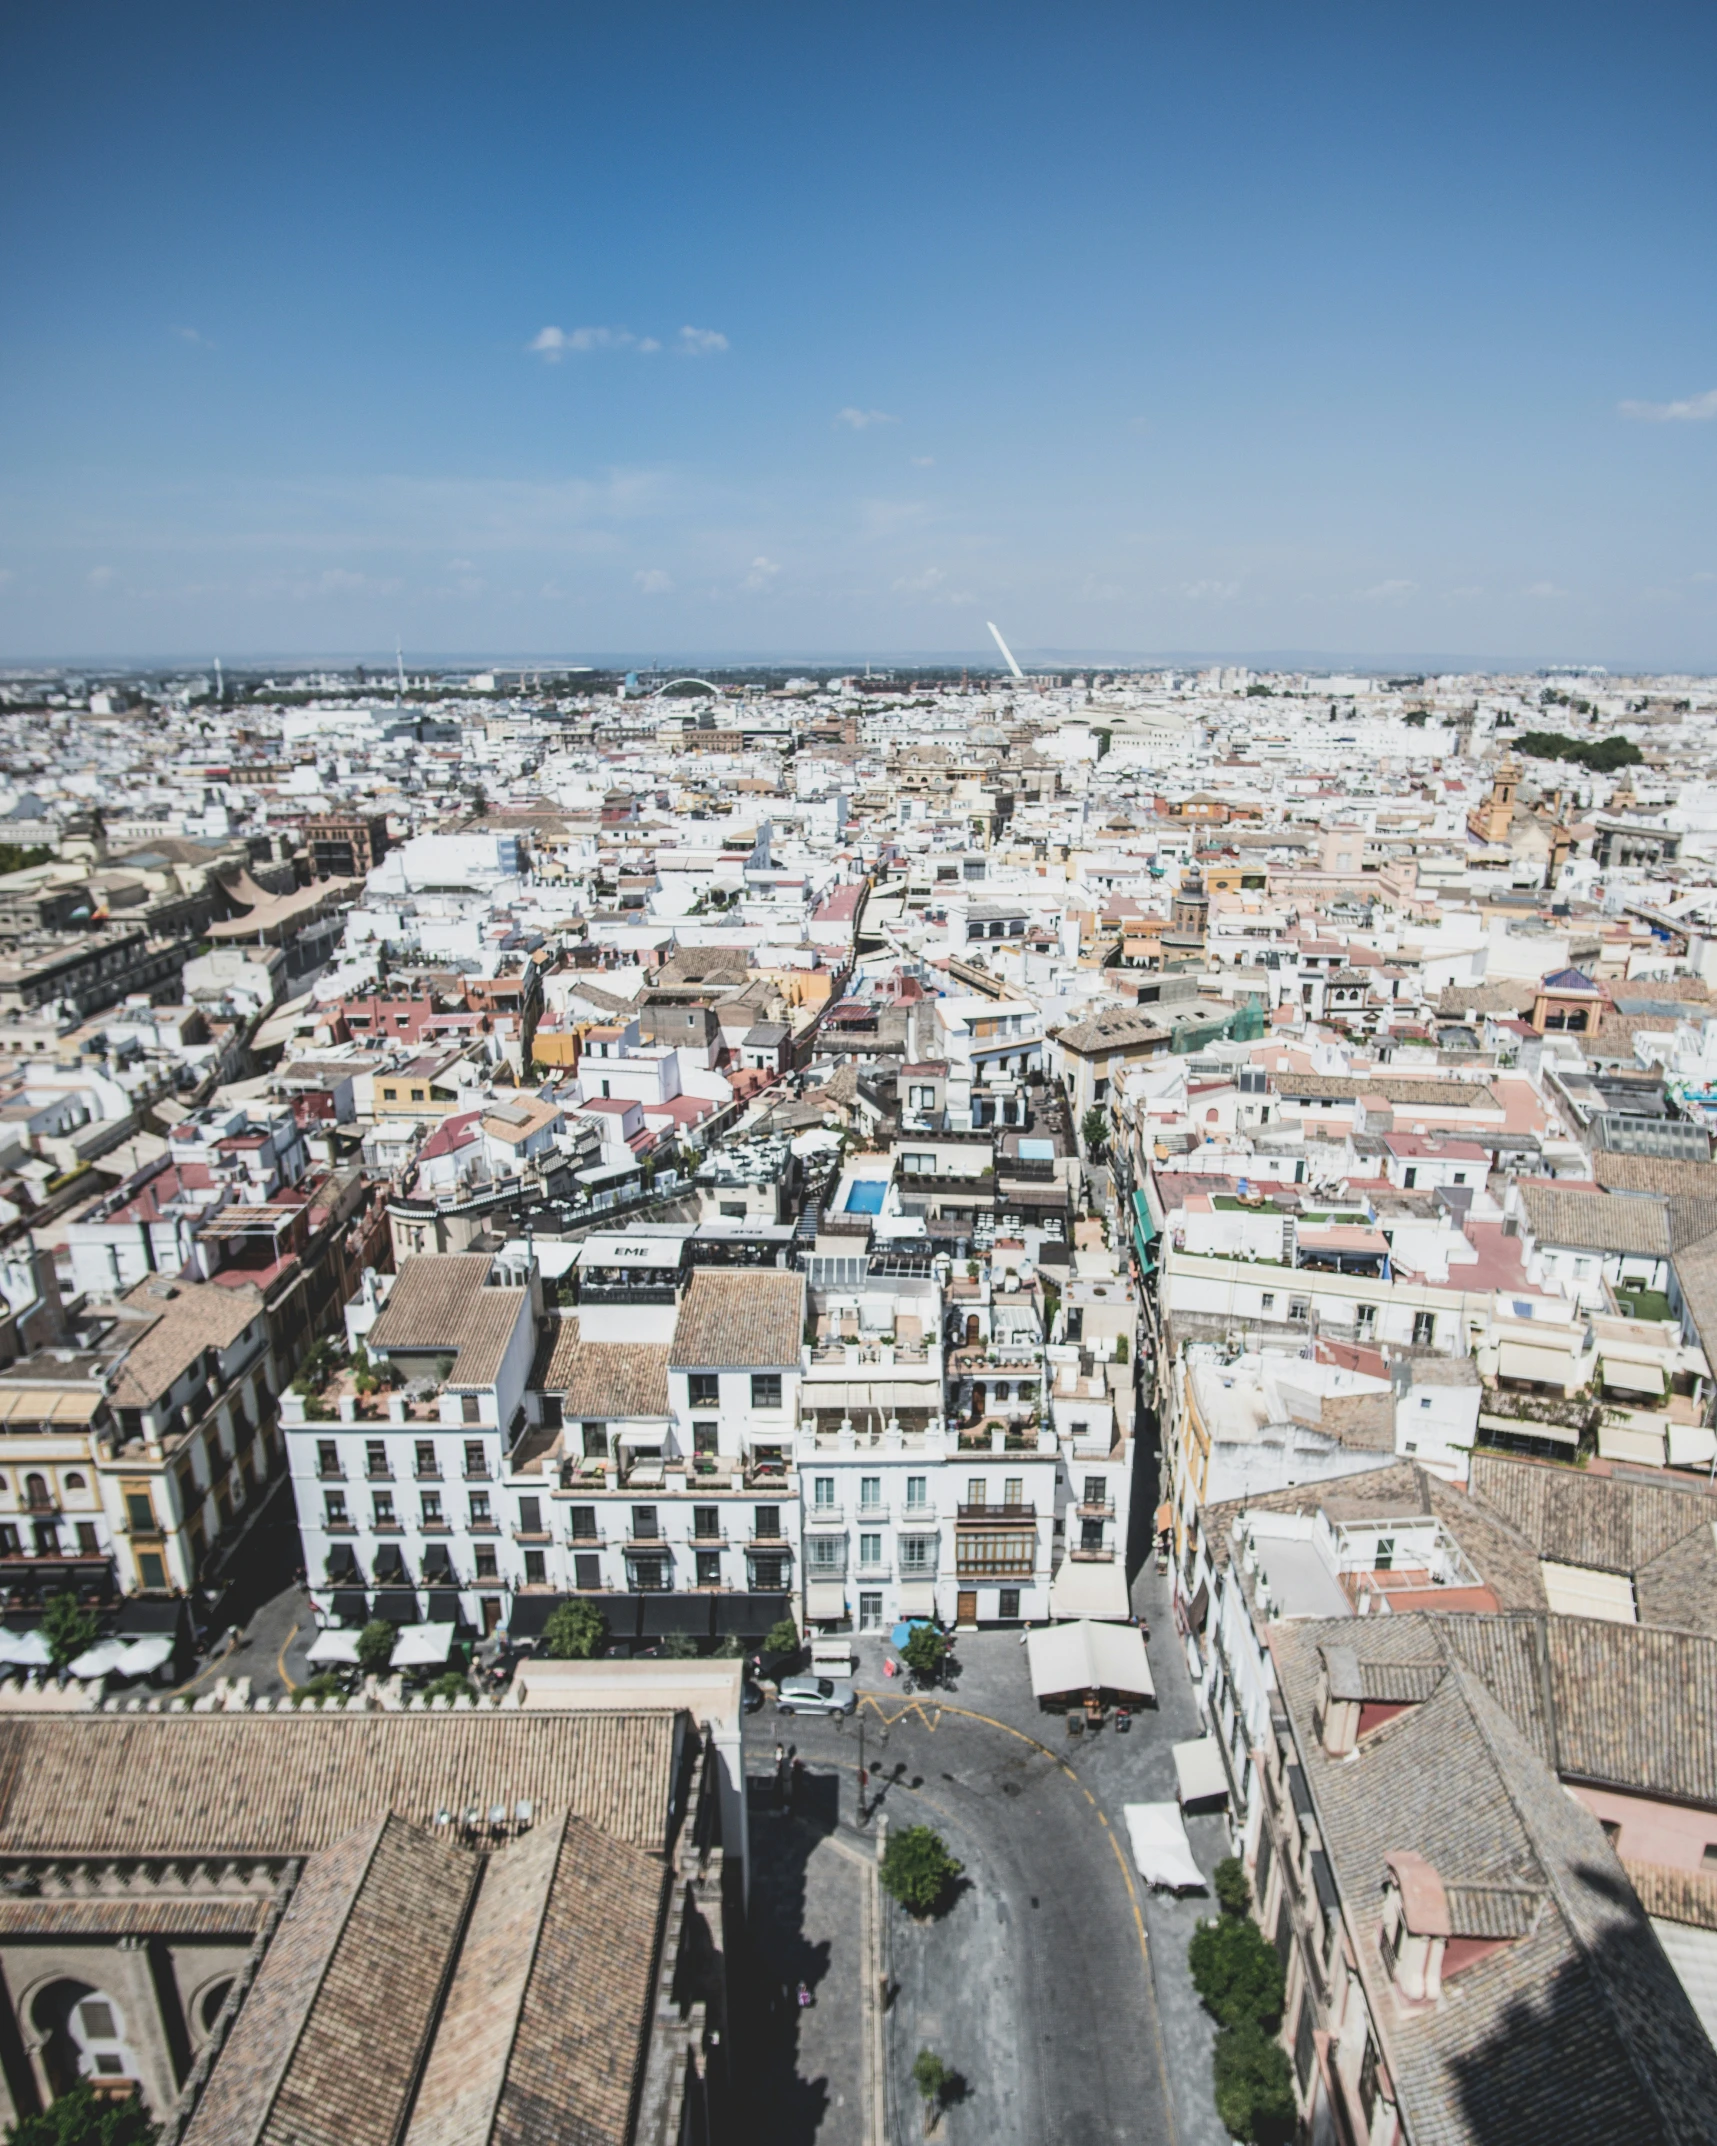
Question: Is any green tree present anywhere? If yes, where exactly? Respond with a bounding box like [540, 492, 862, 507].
[762, 1616, 800, 1658]
[5, 2080, 158, 2146]
[542, 1599, 606, 1660]
[911, 2048, 950, 2128]
[1212, 1855, 1251, 1919]
[658, 1631, 697, 1659]
[0, 844, 52, 877]
[355, 1620, 397, 1677]
[1189, 1912, 1285, 2029]
[42, 1592, 99, 1673]
[1212, 2018, 1295, 2144]
[424, 1669, 470, 1702]
[880, 1825, 963, 1917]
[1080, 1107, 1108, 1158]
[901, 1623, 950, 1684]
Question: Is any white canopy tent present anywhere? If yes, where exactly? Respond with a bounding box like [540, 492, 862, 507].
[306, 1629, 362, 1666]
[1124, 1802, 1206, 1892]
[1026, 1618, 1153, 1704]
[1173, 1735, 1231, 1809]
[0, 1631, 52, 1669]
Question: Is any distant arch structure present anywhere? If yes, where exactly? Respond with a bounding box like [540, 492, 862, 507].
[652, 679, 728, 699]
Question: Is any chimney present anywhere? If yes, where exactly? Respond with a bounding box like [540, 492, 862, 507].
[1315, 1643, 1362, 1757]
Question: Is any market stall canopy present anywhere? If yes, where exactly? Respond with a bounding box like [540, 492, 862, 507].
[1124, 1802, 1205, 1892]
[1048, 1560, 1132, 1622]
[306, 1629, 362, 1666]
[1027, 1619, 1153, 1703]
[1173, 1736, 1230, 1809]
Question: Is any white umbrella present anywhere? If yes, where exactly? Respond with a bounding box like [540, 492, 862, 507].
[392, 1625, 455, 1667]
[306, 1629, 362, 1665]
[68, 1639, 132, 1679]
[0, 1631, 52, 1669]
[116, 1636, 175, 1678]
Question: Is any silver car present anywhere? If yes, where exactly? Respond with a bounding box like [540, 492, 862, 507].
[775, 1673, 857, 1718]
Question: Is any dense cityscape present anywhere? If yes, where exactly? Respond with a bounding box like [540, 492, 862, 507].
[0, 658, 1708, 2140]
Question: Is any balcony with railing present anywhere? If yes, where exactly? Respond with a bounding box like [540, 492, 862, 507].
[957, 1501, 1037, 1524]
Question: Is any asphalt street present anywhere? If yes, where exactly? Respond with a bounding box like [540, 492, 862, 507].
[741, 1564, 1232, 2146]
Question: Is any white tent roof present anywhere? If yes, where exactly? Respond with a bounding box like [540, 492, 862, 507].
[393, 1624, 456, 1667]
[0, 1631, 51, 1668]
[1026, 1618, 1153, 1701]
[306, 1629, 362, 1665]
[1124, 1802, 1205, 1891]
[68, 1635, 174, 1680]
[1048, 1560, 1132, 1622]
[1173, 1736, 1230, 1808]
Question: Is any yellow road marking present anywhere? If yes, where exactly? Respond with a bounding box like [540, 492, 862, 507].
[276, 1621, 300, 1695]
[170, 1630, 235, 1699]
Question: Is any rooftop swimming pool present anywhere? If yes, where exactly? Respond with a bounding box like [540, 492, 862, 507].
[844, 1180, 887, 1214]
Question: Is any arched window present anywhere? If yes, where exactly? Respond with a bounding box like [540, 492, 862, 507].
[64, 1473, 85, 1493]
[24, 1474, 49, 1511]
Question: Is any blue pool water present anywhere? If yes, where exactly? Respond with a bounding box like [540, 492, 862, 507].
[845, 1180, 886, 1214]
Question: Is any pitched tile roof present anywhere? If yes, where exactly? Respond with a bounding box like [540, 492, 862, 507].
[367, 1256, 531, 1387]
[110, 1280, 267, 1409]
[406, 1811, 669, 2146]
[0, 1710, 677, 1858]
[184, 1816, 476, 2146]
[1273, 1618, 1717, 2144]
[669, 1268, 805, 1370]
[1469, 1450, 1716, 1580]
[557, 1342, 671, 1421]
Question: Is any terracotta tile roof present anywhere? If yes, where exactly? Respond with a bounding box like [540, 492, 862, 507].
[1469, 1450, 1716, 1579]
[0, 1711, 677, 1858]
[405, 1810, 669, 2146]
[185, 1816, 476, 2146]
[0, 1897, 269, 1939]
[109, 1280, 267, 1410]
[1594, 1150, 1717, 1198]
[1273, 1617, 1717, 2144]
[531, 1312, 582, 1393]
[367, 1256, 531, 1387]
[669, 1268, 805, 1370]
[558, 1342, 671, 1421]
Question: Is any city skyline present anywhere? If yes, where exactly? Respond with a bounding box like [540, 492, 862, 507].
[2, 1, 1714, 662]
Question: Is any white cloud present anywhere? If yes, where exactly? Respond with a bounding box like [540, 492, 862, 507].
[1620, 387, 1717, 422]
[892, 566, 946, 594]
[836, 407, 899, 429]
[86, 565, 115, 590]
[909, 455, 935, 467]
[743, 556, 782, 591]
[1362, 578, 1417, 601]
[677, 326, 728, 354]
[172, 325, 212, 347]
[1081, 577, 1125, 602]
[1524, 580, 1568, 599]
[1444, 585, 1485, 598]
[634, 567, 674, 594]
[1179, 578, 1239, 601]
[528, 325, 660, 361]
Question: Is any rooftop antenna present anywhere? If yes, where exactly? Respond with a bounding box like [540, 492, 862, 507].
[986, 621, 1025, 681]
[395, 640, 406, 703]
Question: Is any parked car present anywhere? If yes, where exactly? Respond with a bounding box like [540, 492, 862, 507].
[742, 1679, 766, 1714]
[776, 1674, 857, 1718]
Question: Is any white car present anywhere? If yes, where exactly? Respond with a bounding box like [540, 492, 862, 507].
[776, 1674, 857, 1718]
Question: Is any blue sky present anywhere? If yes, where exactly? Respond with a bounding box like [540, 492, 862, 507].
[1, 1, 1714, 667]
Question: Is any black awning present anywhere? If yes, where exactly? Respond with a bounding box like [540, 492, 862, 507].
[426, 1590, 462, 1623]
[1187, 1580, 1210, 1633]
[639, 1593, 714, 1639]
[329, 1588, 368, 1626]
[421, 1544, 454, 1581]
[715, 1591, 790, 1637]
[508, 1593, 568, 1641]
[372, 1546, 407, 1584]
[324, 1546, 364, 1584]
[114, 1598, 191, 1640]
[373, 1589, 419, 1625]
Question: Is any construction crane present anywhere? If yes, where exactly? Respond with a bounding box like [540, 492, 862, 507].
[986, 621, 1025, 680]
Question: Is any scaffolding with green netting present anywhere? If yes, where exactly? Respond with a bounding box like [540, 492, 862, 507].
[1169, 999, 1266, 1053]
